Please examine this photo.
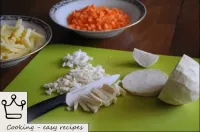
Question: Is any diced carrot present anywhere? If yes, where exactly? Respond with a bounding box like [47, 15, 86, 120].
[75, 25, 80, 29]
[91, 24, 96, 29]
[88, 17, 93, 22]
[67, 5, 130, 31]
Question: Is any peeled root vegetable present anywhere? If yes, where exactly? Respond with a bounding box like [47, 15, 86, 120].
[158, 55, 199, 105]
[74, 83, 126, 113]
[133, 48, 159, 68]
[122, 69, 168, 96]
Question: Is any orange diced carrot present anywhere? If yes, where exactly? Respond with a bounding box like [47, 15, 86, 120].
[67, 5, 130, 31]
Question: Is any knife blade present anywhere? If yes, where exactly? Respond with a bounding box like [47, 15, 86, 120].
[27, 74, 120, 122]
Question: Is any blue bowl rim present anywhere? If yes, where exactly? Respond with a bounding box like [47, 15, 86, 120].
[49, 0, 147, 33]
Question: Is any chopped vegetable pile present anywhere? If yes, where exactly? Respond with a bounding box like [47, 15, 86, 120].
[0, 19, 44, 60]
[67, 5, 131, 31]
[43, 49, 108, 95]
[67, 83, 126, 113]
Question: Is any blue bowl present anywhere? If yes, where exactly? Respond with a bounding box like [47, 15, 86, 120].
[50, 0, 146, 39]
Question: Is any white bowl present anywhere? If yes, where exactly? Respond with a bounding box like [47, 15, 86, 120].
[0, 15, 52, 68]
[49, 0, 146, 39]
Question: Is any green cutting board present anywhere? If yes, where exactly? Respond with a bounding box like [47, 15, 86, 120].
[4, 44, 200, 131]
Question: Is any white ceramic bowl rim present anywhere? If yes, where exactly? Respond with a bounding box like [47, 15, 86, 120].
[0, 15, 52, 63]
[49, 0, 147, 33]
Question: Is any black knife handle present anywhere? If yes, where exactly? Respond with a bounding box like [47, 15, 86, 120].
[27, 94, 66, 123]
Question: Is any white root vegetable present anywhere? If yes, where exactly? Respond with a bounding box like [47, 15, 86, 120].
[91, 88, 110, 106]
[80, 95, 102, 106]
[133, 48, 159, 68]
[79, 101, 90, 112]
[122, 69, 168, 96]
[98, 92, 113, 106]
[113, 86, 120, 96]
[100, 84, 116, 97]
[14, 25, 24, 38]
[88, 93, 103, 106]
[113, 80, 121, 96]
[119, 87, 126, 96]
[113, 80, 126, 96]
[73, 101, 79, 111]
[69, 80, 125, 113]
[85, 103, 99, 113]
[158, 54, 199, 105]
[99, 84, 119, 106]
[24, 28, 34, 49]
[80, 95, 100, 113]
[66, 74, 120, 107]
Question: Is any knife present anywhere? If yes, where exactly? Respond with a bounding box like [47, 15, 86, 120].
[27, 74, 120, 122]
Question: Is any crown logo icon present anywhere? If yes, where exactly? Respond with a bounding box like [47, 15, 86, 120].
[1, 94, 26, 119]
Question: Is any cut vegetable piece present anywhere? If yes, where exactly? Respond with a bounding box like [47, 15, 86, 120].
[100, 84, 116, 97]
[158, 54, 199, 105]
[113, 84, 121, 96]
[88, 93, 103, 106]
[122, 69, 168, 96]
[99, 85, 116, 104]
[79, 101, 90, 112]
[133, 48, 159, 68]
[1, 25, 7, 33]
[1, 19, 45, 61]
[1, 43, 25, 49]
[66, 74, 120, 107]
[113, 80, 126, 96]
[14, 25, 24, 38]
[15, 19, 22, 28]
[91, 88, 107, 100]
[31, 30, 45, 39]
[113, 80, 121, 96]
[23, 28, 34, 50]
[7, 48, 29, 59]
[91, 88, 110, 106]
[112, 97, 117, 104]
[98, 93, 113, 106]
[80, 94, 102, 106]
[74, 101, 79, 111]
[2, 44, 22, 52]
[85, 103, 99, 113]
[119, 87, 126, 96]
[98, 84, 117, 106]
[1, 25, 15, 37]
[113, 86, 120, 96]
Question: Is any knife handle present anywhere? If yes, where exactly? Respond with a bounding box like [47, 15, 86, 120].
[27, 94, 66, 123]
